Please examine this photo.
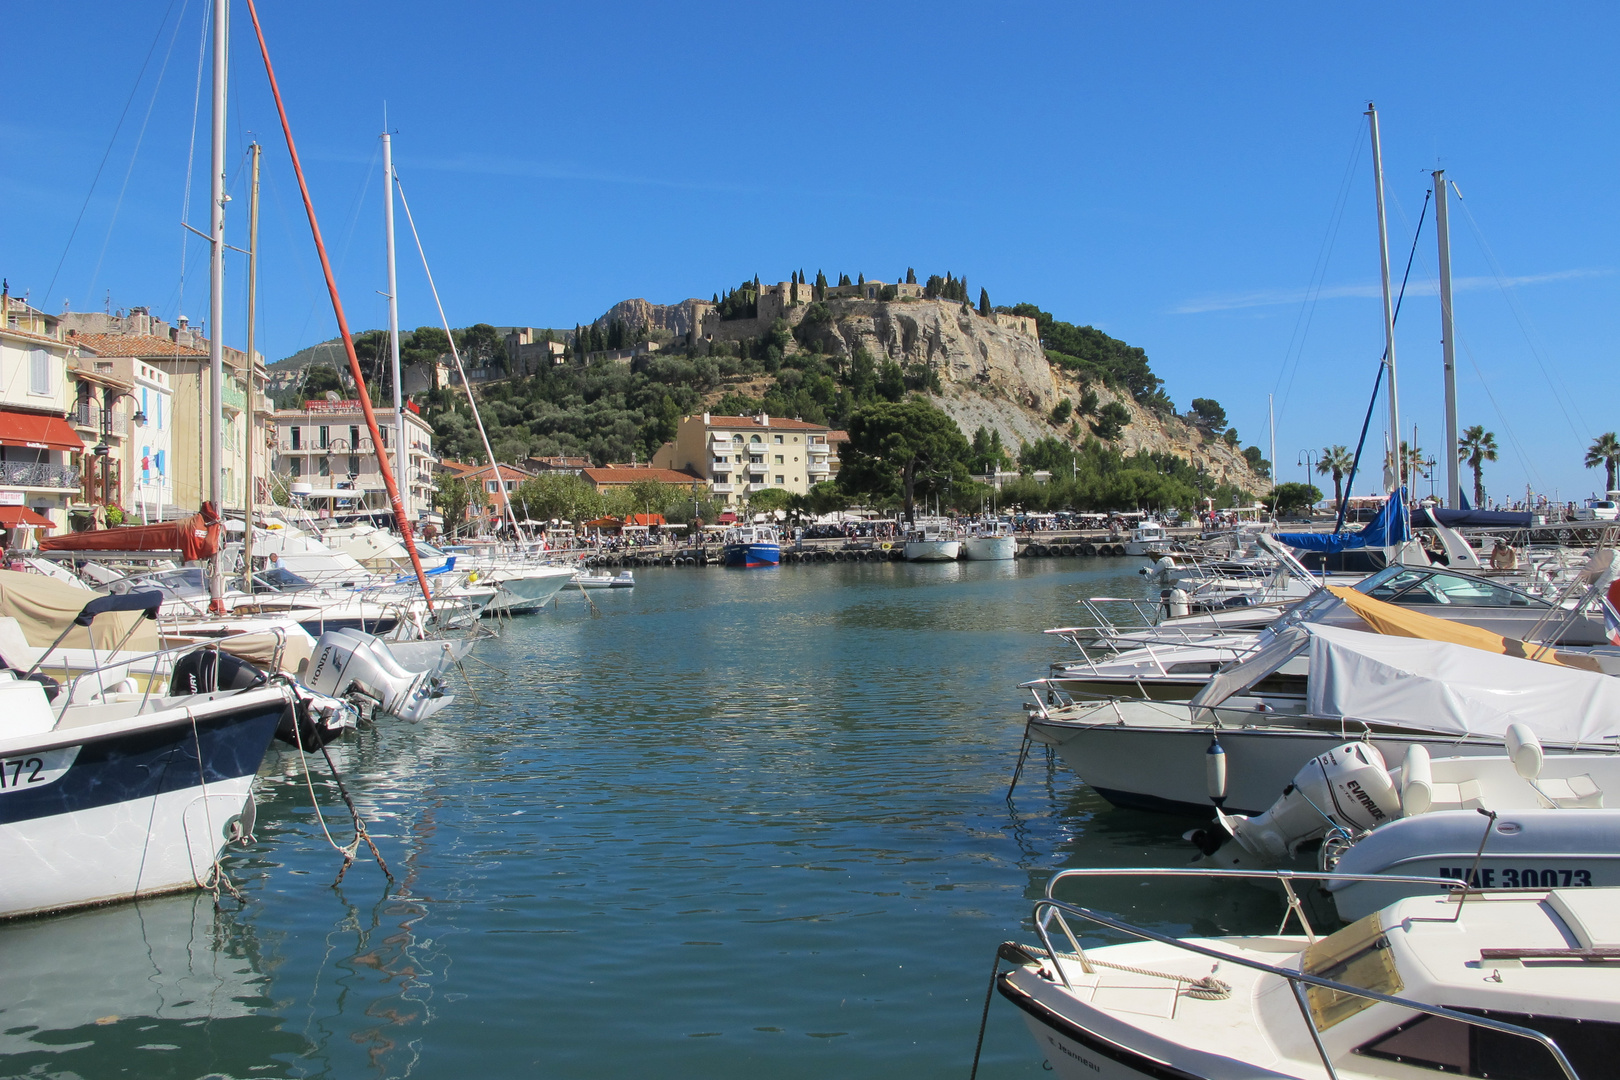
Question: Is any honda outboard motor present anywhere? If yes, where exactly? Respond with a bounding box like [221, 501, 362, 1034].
[1189, 741, 1400, 867]
[300, 629, 453, 723]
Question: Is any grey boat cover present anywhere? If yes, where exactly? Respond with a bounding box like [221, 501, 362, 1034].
[1304, 623, 1620, 746]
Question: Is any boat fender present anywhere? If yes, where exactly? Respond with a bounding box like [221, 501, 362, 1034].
[1166, 588, 1191, 619]
[1206, 735, 1227, 807]
[1504, 723, 1544, 780]
[881, 542, 892, 551]
[1400, 744, 1433, 815]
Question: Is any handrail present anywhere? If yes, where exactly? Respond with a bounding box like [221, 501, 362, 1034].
[1022, 877, 1581, 1079]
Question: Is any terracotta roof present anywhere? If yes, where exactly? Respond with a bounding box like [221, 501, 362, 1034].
[827, 430, 849, 442]
[71, 332, 206, 358]
[0, 326, 68, 347]
[701, 414, 829, 431]
[439, 461, 534, 480]
[581, 467, 701, 486]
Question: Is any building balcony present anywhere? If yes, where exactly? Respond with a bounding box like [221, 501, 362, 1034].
[807, 459, 830, 474]
[710, 482, 734, 494]
[72, 402, 130, 436]
[0, 460, 81, 489]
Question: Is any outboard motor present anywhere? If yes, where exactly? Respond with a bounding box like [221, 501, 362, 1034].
[300, 629, 453, 723]
[1189, 742, 1400, 866]
[171, 648, 267, 695]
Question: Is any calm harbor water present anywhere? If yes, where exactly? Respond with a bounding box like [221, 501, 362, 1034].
[0, 559, 1291, 1079]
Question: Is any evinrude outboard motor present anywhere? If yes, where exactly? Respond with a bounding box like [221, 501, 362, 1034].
[300, 629, 453, 723]
[1188, 741, 1401, 867]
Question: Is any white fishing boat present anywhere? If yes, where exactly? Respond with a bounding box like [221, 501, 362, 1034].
[903, 519, 961, 562]
[573, 569, 635, 590]
[993, 866, 1614, 1080]
[1122, 519, 1172, 558]
[962, 519, 1016, 561]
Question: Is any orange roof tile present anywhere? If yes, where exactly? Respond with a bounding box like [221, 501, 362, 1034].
[71, 332, 207, 357]
[581, 467, 701, 486]
[701, 414, 830, 431]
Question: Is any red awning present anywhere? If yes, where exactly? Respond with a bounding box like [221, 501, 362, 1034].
[0, 411, 83, 452]
[0, 506, 55, 529]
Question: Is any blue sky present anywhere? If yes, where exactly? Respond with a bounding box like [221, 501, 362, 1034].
[4, 2, 1616, 502]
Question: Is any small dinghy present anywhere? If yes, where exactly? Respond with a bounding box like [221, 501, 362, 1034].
[992, 866, 1615, 1080]
[1189, 723, 1620, 921]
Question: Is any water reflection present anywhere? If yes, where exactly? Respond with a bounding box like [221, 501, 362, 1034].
[0, 891, 308, 1076]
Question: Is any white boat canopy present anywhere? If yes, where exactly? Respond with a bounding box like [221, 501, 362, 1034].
[1303, 622, 1620, 745]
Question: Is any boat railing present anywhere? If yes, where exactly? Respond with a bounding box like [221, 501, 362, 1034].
[1023, 867, 1581, 1080]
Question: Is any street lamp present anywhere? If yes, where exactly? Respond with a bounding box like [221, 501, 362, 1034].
[80, 384, 147, 515]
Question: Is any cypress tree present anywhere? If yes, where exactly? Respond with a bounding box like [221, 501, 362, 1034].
[978, 287, 991, 316]
[906, 267, 916, 285]
[857, 272, 865, 287]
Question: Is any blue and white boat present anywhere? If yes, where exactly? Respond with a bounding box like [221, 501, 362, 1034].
[721, 524, 780, 568]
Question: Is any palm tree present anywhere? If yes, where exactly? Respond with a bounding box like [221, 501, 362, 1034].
[1457, 425, 1498, 508]
[1399, 440, 1429, 489]
[1315, 445, 1354, 513]
[1585, 432, 1620, 493]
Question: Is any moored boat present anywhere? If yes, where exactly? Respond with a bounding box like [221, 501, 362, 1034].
[962, 519, 1016, 561]
[573, 570, 635, 589]
[902, 519, 960, 562]
[721, 524, 780, 568]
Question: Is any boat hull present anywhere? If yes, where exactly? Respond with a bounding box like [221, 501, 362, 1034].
[482, 567, 577, 615]
[962, 536, 1016, 561]
[904, 540, 960, 562]
[0, 688, 289, 919]
[722, 543, 780, 568]
[1328, 809, 1620, 921]
[1030, 716, 1531, 817]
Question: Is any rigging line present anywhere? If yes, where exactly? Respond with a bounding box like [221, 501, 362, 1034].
[393, 172, 528, 543]
[42, 0, 183, 306]
[177, 0, 212, 323]
[86, 0, 194, 308]
[1451, 191, 1590, 444]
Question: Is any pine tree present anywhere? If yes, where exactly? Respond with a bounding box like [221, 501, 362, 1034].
[978, 287, 991, 316]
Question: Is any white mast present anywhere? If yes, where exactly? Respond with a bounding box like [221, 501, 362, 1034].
[382, 116, 407, 524]
[1366, 102, 1401, 495]
[241, 140, 260, 592]
[1267, 393, 1276, 505]
[1433, 168, 1461, 509]
[206, 0, 228, 613]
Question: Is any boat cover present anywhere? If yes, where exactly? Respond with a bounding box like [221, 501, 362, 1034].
[1417, 506, 1534, 529]
[1322, 585, 1600, 672]
[38, 502, 221, 560]
[1188, 624, 1309, 715]
[1305, 623, 1620, 745]
[1275, 489, 1410, 553]
[0, 569, 159, 652]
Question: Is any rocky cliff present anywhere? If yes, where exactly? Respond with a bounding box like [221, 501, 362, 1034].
[699, 297, 1269, 493]
[589, 297, 708, 342]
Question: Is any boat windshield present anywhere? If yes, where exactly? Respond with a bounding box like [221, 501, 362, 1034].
[253, 567, 313, 592]
[1356, 566, 1545, 609]
[1302, 912, 1403, 1031]
[130, 567, 207, 598]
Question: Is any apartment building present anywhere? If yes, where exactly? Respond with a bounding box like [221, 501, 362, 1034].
[271, 399, 438, 522]
[651, 412, 839, 506]
[0, 296, 83, 536]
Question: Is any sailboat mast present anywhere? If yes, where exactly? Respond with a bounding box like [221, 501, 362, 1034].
[242, 141, 260, 592]
[1433, 169, 1460, 509]
[207, 0, 228, 614]
[382, 121, 407, 522]
[1366, 102, 1402, 494]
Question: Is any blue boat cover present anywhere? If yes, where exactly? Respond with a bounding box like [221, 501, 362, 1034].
[1276, 489, 1410, 553]
[1420, 507, 1533, 529]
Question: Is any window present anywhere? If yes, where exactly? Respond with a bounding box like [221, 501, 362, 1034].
[318, 425, 329, 449]
[289, 458, 301, 478]
[505, 481, 515, 491]
[1357, 1009, 1620, 1078]
[486, 480, 499, 493]
[348, 456, 360, 477]
[291, 427, 302, 449]
[350, 425, 360, 448]
[774, 455, 784, 464]
[319, 457, 331, 476]
[775, 475, 784, 485]
[733, 435, 743, 445]
[380, 429, 389, 448]
[750, 435, 761, 444]
[774, 434, 783, 444]
[28, 349, 50, 395]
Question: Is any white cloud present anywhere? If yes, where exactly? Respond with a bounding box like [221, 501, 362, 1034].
[1173, 268, 1612, 315]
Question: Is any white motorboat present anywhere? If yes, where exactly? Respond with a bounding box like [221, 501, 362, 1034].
[1192, 725, 1620, 921]
[573, 570, 635, 590]
[476, 563, 578, 615]
[962, 520, 1016, 561]
[1023, 621, 1620, 816]
[1122, 519, 1171, 558]
[994, 867, 1614, 1080]
[903, 519, 961, 562]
